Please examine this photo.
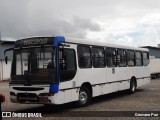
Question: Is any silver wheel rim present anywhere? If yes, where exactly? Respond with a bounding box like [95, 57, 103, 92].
[132, 83, 135, 92]
[79, 90, 88, 104]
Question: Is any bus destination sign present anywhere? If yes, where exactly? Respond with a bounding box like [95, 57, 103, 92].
[15, 37, 54, 48]
[23, 38, 48, 46]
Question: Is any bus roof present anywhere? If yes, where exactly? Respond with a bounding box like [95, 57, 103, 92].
[65, 37, 148, 52]
[15, 36, 148, 52]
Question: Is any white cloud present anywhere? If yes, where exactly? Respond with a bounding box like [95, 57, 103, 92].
[116, 36, 135, 46]
[0, 0, 160, 47]
[138, 10, 160, 26]
[138, 26, 160, 47]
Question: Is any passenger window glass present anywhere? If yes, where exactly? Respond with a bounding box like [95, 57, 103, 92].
[92, 47, 105, 68]
[118, 50, 127, 67]
[143, 52, 149, 66]
[127, 51, 135, 66]
[77, 45, 92, 68]
[135, 52, 143, 66]
[106, 48, 116, 67]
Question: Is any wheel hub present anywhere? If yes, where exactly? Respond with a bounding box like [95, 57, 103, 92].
[79, 91, 87, 104]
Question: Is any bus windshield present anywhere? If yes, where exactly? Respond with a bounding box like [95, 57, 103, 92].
[11, 47, 56, 85]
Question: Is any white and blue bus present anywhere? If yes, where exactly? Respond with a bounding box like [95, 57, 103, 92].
[5, 36, 150, 106]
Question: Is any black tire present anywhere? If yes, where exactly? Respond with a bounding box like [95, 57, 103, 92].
[129, 80, 136, 94]
[77, 86, 91, 107]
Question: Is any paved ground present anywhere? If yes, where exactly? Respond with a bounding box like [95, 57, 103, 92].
[0, 79, 160, 120]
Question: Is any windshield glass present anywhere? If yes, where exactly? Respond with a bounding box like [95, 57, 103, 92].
[11, 47, 56, 84]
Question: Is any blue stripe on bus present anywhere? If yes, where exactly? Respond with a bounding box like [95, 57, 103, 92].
[50, 36, 65, 93]
[50, 83, 59, 93]
[54, 36, 65, 47]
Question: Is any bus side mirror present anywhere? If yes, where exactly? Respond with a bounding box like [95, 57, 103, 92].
[4, 47, 14, 64]
[5, 56, 8, 64]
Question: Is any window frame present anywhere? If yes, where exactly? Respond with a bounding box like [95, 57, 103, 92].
[127, 50, 135, 67]
[77, 45, 92, 68]
[92, 46, 106, 68]
[59, 48, 77, 82]
[117, 49, 127, 67]
[105, 47, 117, 67]
[59, 48, 77, 70]
[135, 51, 143, 66]
[143, 51, 149, 66]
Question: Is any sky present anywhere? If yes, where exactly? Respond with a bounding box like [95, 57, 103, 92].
[0, 0, 160, 47]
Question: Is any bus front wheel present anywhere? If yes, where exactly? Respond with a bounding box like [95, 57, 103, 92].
[77, 86, 91, 107]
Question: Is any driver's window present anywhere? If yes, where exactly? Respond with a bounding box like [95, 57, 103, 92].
[59, 49, 77, 82]
[59, 49, 76, 70]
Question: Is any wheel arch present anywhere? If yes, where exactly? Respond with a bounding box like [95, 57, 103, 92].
[80, 82, 93, 97]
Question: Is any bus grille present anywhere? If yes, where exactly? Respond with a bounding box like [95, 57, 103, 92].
[13, 87, 44, 91]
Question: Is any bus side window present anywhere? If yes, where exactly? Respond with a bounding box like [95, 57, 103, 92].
[77, 45, 92, 68]
[135, 51, 143, 66]
[92, 47, 105, 68]
[127, 50, 135, 67]
[117, 49, 127, 67]
[59, 50, 66, 70]
[143, 52, 149, 66]
[106, 48, 117, 67]
[60, 49, 77, 82]
[65, 49, 76, 70]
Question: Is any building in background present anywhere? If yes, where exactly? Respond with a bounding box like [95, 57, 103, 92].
[142, 44, 160, 58]
[142, 44, 160, 79]
[0, 40, 15, 81]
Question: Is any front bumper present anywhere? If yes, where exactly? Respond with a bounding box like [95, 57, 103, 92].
[10, 85, 52, 104]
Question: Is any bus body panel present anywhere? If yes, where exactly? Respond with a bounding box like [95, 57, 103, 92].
[8, 36, 150, 105]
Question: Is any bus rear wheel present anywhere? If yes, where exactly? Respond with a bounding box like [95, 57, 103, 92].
[77, 86, 91, 107]
[129, 80, 136, 94]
